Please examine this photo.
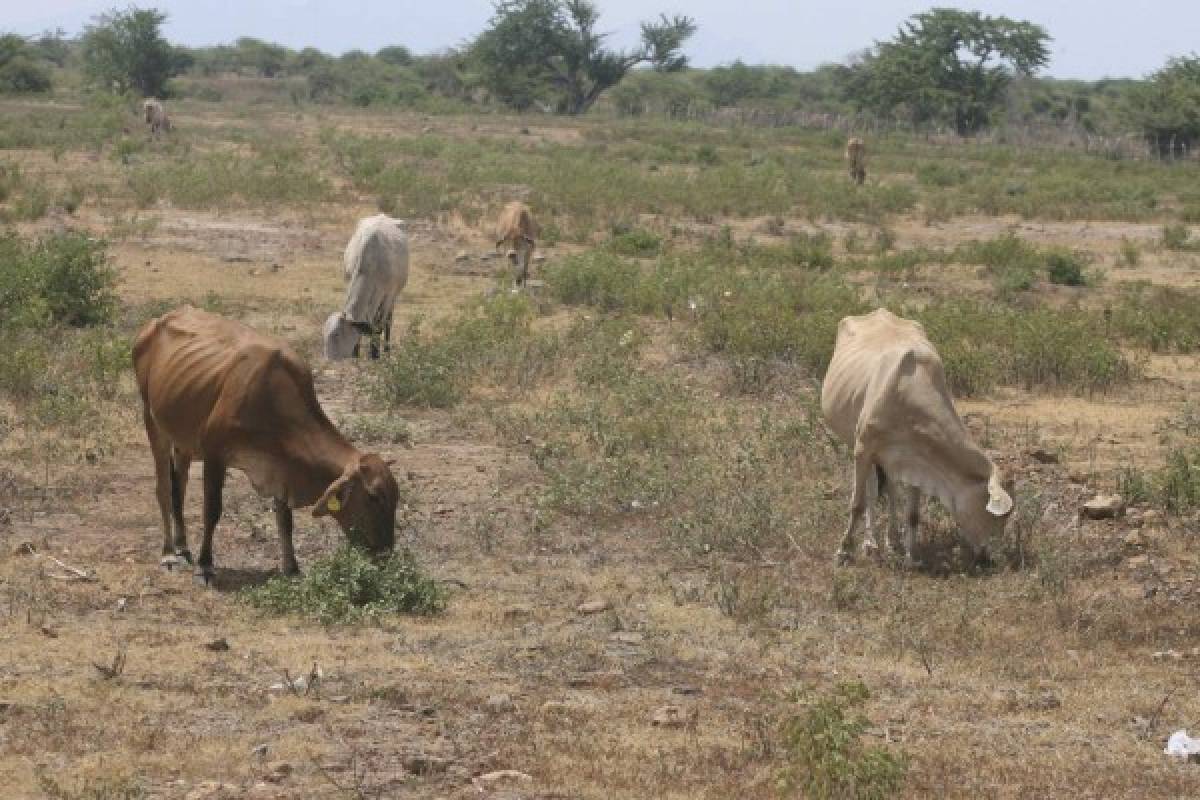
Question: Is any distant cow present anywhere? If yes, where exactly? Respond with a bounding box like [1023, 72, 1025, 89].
[143, 98, 171, 135]
[821, 309, 1013, 567]
[495, 201, 538, 287]
[134, 306, 400, 584]
[323, 214, 409, 360]
[845, 137, 866, 185]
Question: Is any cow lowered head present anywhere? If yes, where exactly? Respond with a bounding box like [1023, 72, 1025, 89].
[312, 452, 400, 557]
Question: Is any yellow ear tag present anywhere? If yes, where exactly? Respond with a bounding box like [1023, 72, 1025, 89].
[326, 496, 341, 512]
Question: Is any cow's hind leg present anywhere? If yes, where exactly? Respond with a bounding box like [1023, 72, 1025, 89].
[836, 448, 873, 565]
[165, 448, 194, 567]
[903, 487, 922, 569]
[194, 460, 226, 586]
[145, 413, 191, 570]
[273, 498, 300, 576]
[382, 310, 394, 355]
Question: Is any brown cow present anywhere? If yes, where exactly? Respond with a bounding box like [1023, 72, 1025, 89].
[133, 306, 400, 584]
[845, 137, 866, 185]
[494, 201, 538, 287]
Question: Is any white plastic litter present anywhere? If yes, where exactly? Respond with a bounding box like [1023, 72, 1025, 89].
[1165, 730, 1200, 758]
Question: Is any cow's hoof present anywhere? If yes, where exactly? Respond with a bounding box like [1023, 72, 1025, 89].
[192, 568, 216, 587]
[835, 550, 853, 567]
[861, 540, 881, 560]
[160, 553, 191, 571]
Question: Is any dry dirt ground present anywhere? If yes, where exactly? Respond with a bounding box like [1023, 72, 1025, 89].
[4, 104, 1200, 799]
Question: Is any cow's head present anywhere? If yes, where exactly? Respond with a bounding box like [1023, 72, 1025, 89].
[313, 453, 399, 556]
[957, 469, 1014, 562]
[322, 312, 360, 360]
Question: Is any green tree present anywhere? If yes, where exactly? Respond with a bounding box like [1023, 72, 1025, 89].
[849, 8, 1050, 134]
[1126, 56, 1200, 158]
[471, 0, 696, 114]
[0, 34, 52, 93]
[376, 45, 414, 67]
[81, 7, 176, 97]
[234, 37, 289, 77]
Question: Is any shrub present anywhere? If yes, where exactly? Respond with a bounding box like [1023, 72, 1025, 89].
[243, 547, 445, 624]
[1044, 249, 1088, 286]
[777, 682, 908, 799]
[606, 227, 663, 257]
[0, 231, 116, 328]
[1162, 223, 1194, 251]
[1117, 236, 1141, 267]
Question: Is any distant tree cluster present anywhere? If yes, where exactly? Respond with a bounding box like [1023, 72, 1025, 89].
[10, 2, 1200, 159]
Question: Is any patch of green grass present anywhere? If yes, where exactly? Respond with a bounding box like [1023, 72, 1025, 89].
[1162, 223, 1195, 251]
[777, 682, 908, 800]
[1110, 283, 1200, 353]
[605, 227, 663, 257]
[243, 546, 445, 624]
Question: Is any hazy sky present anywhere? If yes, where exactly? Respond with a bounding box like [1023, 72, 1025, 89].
[6, 0, 1197, 80]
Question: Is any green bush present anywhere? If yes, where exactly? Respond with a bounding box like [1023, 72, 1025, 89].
[1044, 249, 1088, 286]
[606, 227, 663, 257]
[0, 231, 116, 328]
[243, 546, 445, 624]
[1162, 223, 1194, 251]
[777, 682, 908, 800]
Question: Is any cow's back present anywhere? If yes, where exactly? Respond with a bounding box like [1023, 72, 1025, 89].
[821, 309, 939, 445]
[133, 307, 319, 456]
[497, 202, 537, 241]
[343, 214, 409, 324]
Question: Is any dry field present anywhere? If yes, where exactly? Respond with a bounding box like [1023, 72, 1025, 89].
[3, 94, 1200, 799]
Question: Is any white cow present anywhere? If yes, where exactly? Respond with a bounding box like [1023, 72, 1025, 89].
[821, 308, 1013, 567]
[143, 98, 171, 135]
[323, 214, 409, 360]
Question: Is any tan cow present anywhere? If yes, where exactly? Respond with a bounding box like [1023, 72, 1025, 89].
[845, 137, 866, 185]
[495, 201, 538, 287]
[821, 309, 1013, 567]
[133, 306, 400, 584]
[142, 98, 171, 135]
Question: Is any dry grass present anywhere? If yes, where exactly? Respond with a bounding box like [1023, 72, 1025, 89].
[2, 93, 1200, 799]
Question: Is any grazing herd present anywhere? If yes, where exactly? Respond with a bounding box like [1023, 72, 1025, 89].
[131, 98, 1009, 580]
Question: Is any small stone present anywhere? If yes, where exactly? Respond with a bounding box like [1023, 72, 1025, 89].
[609, 632, 644, 645]
[672, 685, 702, 696]
[503, 604, 533, 619]
[1128, 554, 1150, 569]
[455, 251, 470, 263]
[651, 705, 688, 728]
[1123, 531, 1145, 549]
[185, 781, 239, 800]
[1081, 494, 1125, 520]
[485, 693, 515, 713]
[205, 638, 230, 652]
[532, 254, 547, 264]
[1152, 649, 1183, 661]
[251, 743, 269, 758]
[1028, 448, 1060, 464]
[1143, 509, 1164, 526]
[577, 598, 611, 615]
[263, 762, 292, 783]
[475, 770, 533, 788]
[403, 753, 452, 775]
[115, 597, 128, 612]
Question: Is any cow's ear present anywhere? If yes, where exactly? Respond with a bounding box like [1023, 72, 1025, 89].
[986, 474, 1013, 517]
[313, 477, 352, 517]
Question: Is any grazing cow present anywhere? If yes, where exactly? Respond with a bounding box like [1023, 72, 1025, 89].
[845, 137, 866, 185]
[821, 309, 1013, 567]
[143, 98, 171, 135]
[134, 306, 400, 584]
[494, 201, 538, 287]
[323, 214, 409, 361]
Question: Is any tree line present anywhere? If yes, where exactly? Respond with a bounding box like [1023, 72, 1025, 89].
[2, 3, 1199, 156]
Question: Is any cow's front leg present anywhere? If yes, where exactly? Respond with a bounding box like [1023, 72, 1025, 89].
[273, 498, 300, 576]
[836, 448, 873, 565]
[194, 460, 225, 587]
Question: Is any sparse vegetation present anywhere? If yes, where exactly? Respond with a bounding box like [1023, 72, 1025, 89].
[243, 546, 446, 624]
[777, 682, 908, 799]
